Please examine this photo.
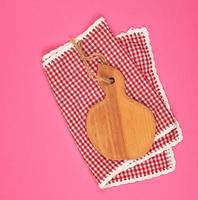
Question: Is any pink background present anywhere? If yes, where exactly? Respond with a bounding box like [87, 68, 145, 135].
[1, 0, 198, 199]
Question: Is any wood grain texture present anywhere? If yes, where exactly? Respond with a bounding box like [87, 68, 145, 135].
[86, 64, 156, 160]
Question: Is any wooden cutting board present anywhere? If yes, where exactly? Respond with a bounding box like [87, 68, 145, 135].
[86, 64, 156, 160]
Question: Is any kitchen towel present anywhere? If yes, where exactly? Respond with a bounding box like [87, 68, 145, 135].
[42, 17, 182, 188]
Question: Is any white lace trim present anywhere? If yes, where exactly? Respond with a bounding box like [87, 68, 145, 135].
[117, 27, 183, 141]
[118, 27, 172, 110]
[99, 27, 184, 188]
[154, 123, 176, 141]
[42, 17, 106, 65]
[103, 148, 175, 188]
[42, 18, 182, 189]
[99, 132, 182, 188]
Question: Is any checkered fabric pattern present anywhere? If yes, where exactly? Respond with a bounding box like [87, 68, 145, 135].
[107, 149, 175, 187]
[117, 28, 182, 154]
[117, 28, 171, 109]
[42, 18, 182, 188]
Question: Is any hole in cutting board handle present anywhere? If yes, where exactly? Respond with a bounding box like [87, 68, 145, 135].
[109, 77, 115, 84]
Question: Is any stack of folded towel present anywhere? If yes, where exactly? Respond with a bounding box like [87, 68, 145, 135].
[42, 17, 183, 189]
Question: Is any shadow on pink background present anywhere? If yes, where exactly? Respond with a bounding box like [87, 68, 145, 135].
[1, 0, 198, 199]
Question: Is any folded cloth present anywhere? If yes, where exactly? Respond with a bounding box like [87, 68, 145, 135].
[106, 149, 175, 187]
[42, 17, 182, 188]
[116, 27, 183, 156]
[105, 28, 183, 187]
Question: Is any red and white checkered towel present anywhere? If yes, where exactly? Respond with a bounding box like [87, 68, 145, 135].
[42, 17, 182, 188]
